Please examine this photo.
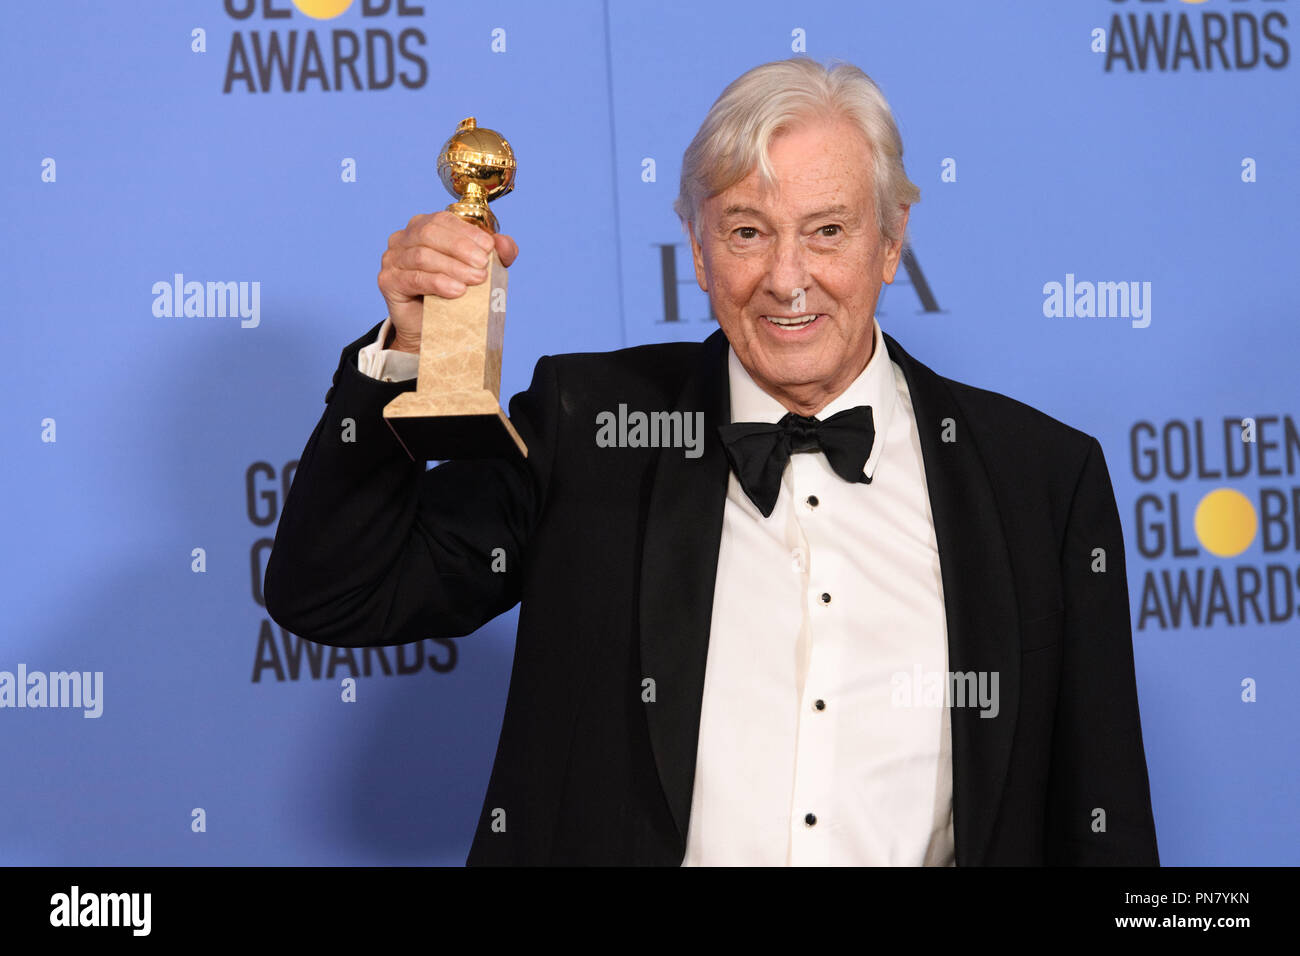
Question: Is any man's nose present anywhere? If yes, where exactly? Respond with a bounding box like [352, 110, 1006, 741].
[764, 234, 812, 306]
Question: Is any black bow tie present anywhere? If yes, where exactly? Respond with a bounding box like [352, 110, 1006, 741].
[717, 406, 875, 518]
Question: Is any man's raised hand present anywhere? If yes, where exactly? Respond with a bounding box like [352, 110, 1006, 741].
[377, 210, 519, 353]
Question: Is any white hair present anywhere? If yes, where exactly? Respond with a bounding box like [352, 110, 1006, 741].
[673, 56, 920, 245]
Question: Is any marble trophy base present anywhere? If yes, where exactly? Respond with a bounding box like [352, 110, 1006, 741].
[383, 249, 528, 461]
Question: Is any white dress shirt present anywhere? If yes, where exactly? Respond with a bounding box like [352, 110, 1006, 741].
[357, 317, 419, 381]
[682, 318, 954, 866]
[356, 316, 954, 866]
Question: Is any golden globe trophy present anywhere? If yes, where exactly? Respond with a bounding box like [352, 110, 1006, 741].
[383, 117, 528, 459]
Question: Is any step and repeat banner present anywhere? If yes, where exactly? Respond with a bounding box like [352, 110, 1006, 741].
[1, 0, 1295, 865]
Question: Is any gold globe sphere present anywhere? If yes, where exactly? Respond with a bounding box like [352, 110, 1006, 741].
[437, 117, 516, 234]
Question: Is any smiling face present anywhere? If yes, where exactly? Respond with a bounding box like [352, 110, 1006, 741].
[688, 115, 909, 416]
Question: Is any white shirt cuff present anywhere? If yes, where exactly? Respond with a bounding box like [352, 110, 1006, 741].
[357, 317, 419, 382]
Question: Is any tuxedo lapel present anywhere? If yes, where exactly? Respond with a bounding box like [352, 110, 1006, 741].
[637, 329, 731, 849]
[882, 331, 1022, 866]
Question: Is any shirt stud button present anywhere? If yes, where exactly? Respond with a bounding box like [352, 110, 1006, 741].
[806, 495, 819, 508]
[819, 592, 831, 605]
[814, 699, 825, 711]
[805, 813, 817, 826]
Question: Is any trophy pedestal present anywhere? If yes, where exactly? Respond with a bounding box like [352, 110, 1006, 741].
[383, 249, 528, 461]
[384, 397, 527, 461]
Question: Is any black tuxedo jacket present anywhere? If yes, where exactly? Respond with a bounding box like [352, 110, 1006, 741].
[264, 320, 1160, 866]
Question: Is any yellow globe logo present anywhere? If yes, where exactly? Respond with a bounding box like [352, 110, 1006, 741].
[292, 0, 353, 19]
[1194, 488, 1257, 558]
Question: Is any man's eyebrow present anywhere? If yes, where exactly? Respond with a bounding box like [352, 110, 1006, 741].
[717, 203, 857, 221]
[718, 204, 766, 219]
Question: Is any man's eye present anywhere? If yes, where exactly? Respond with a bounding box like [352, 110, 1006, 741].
[818, 224, 841, 237]
[733, 227, 759, 240]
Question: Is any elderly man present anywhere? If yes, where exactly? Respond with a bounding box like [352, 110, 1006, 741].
[264, 57, 1159, 866]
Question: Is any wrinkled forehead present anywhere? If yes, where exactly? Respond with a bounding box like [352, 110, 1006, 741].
[704, 162, 875, 228]
[711, 118, 874, 213]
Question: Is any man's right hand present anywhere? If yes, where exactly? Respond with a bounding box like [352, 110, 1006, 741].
[377, 210, 521, 353]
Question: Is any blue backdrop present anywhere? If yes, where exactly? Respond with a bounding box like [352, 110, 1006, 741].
[1, 0, 1296, 865]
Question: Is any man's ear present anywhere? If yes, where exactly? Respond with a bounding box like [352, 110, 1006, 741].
[688, 221, 708, 292]
[881, 206, 910, 284]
